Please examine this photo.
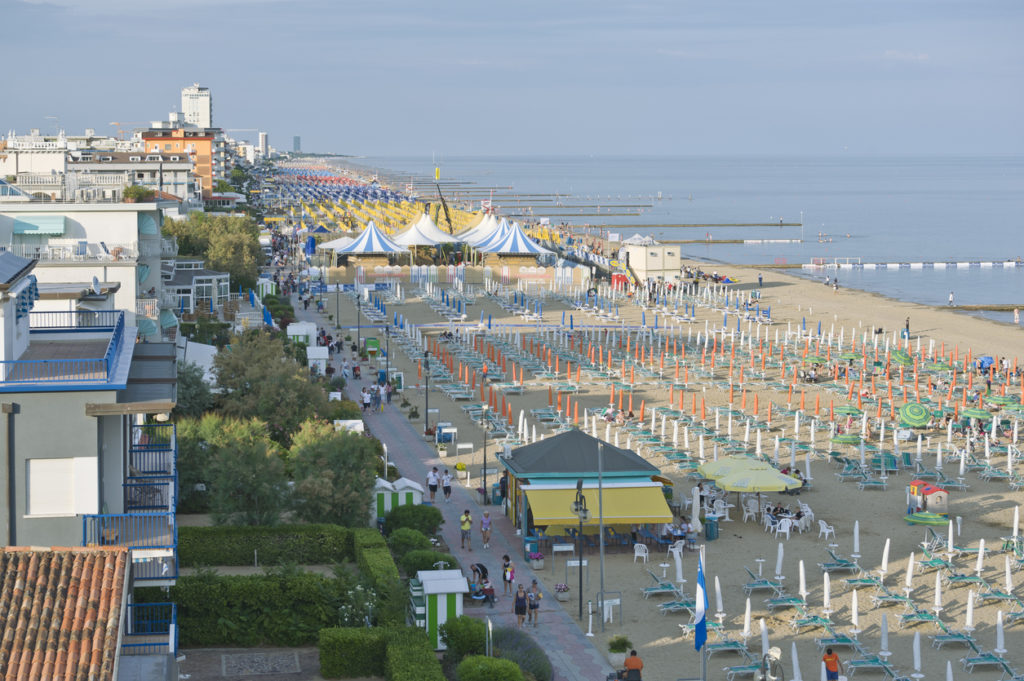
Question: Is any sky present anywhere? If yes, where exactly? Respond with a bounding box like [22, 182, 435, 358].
[3, 0, 1022, 156]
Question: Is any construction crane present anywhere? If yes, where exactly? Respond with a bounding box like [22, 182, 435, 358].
[109, 122, 148, 140]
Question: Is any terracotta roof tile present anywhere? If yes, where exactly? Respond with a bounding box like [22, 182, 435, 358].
[0, 547, 127, 681]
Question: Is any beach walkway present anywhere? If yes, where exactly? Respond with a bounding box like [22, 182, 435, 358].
[290, 297, 615, 681]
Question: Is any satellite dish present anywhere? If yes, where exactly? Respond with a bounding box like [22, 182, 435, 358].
[91, 276, 101, 295]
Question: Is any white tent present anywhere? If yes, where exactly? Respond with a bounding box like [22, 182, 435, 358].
[471, 217, 513, 250]
[337, 221, 408, 254]
[621, 233, 659, 246]
[318, 236, 355, 251]
[393, 213, 460, 246]
[479, 221, 552, 255]
[458, 213, 502, 246]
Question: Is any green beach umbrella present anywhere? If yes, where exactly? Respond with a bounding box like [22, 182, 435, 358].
[834, 405, 863, 416]
[890, 350, 913, 367]
[805, 356, 827, 364]
[839, 352, 861, 361]
[927, 361, 953, 372]
[831, 434, 863, 446]
[962, 407, 993, 421]
[899, 402, 931, 428]
[985, 394, 1020, 406]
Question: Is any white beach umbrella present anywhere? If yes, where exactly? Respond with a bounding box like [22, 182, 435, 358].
[691, 487, 703, 534]
[959, 448, 966, 477]
[823, 572, 832, 613]
[1004, 556, 1013, 593]
[743, 598, 752, 640]
[880, 538, 891, 576]
[965, 590, 975, 632]
[947, 520, 955, 555]
[805, 452, 813, 481]
[673, 546, 684, 584]
[791, 642, 803, 681]
[946, 660, 954, 681]
[850, 589, 860, 633]
[913, 631, 922, 674]
[934, 570, 943, 612]
[820, 662, 827, 681]
[775, 542, 785, 579]
[760, 618, 770, 657]
[995, 610, 1006, 655]
[853, 520, 860, 556]
[880, 613, 890, 656]
[975, 539, 986, 576]
[1014, 506, 1020, 539]
[799, 560, 808, 600]
[936, 443, 943, 471]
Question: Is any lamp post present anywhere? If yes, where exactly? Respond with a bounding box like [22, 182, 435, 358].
[424, 350, 430, 435]
[334, 278, 340, 330]
[384, 324, 391, 390]
[356, 294, 362, 353]
[572, 479, 589, 620]
[481, 405, 489, 505]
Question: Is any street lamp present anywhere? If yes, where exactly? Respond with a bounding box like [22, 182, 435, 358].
[356, 295, 362, 353]
[423, 350, 430, 435]
[383, 325, 391, 390]
[481, 405, 489, 505]
[572, 479, 590, 620]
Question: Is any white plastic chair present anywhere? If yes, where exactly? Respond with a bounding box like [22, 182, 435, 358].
[714, 499, 733, 522]
[798, 502, 814, 523]
[774, 518, 793, 540]
[818, 520, 836, 541]
[742, 499, 760, 523]
[633, 543, 649, 564]
[668, 539, 685, 557]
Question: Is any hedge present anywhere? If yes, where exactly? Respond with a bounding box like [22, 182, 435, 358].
[384, 627, 445, 681]
[456, 656, 524, 681]
[352, 529, 404, 626]
[387, 528, 431, 559]
[439, 616, 486, 664]
[358, 547, 400, 585]
[352, 527, 388, 553]
[319, 627, 387, 678]
[493, 627, 553, 681]
[139, 570, 375, 647]
[399, 550, 458, 577]
[383, 504, 443, 536]
[179, 525, 352, 567]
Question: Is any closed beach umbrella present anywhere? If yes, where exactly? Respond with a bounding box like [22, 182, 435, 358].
[760, 618, 770, 657]
[851, 588, 860, 632]
[823, 572, 832, 612]
[880, 613, 890, 655]
[791, 642, 803, 681]
[905, 552, 916, 592]
[743, 598, 752, 639]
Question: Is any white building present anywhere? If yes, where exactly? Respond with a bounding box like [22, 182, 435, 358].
[258, 132, 269, 157]
[181, 83, 212, 129]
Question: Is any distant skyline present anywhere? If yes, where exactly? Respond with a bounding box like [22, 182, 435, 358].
[3, 0, 1022, 156]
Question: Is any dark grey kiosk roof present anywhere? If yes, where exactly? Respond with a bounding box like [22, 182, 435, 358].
[0, 252, 36, 289]
[504, 429, 659, 476]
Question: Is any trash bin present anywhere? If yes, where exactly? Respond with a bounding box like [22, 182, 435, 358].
[491, 482, 502, 505]
[524, 539, 538, 561]
[704, 517, 719, 541]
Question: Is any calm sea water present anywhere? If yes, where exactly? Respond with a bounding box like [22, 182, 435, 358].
[342, 155, 1024, 324]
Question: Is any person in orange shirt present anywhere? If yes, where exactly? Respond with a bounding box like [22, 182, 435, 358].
[618, 650, 643, 680]
[822, 648, 843, 681]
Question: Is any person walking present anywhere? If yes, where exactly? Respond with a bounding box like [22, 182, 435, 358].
[426, 467, 439, 503]
[822, 648, 843, 681]
[513, 584, 528, 629]
[460, 509, 473, 551]
[361, 388, 371, 412]
[501, 554, 515, 595]
[441, 469, 453, 503]
[949, 291, 954, 306]
[480, 510, 491, 548]
[527, 579, 542, 627]
[385, 382, 393, 404]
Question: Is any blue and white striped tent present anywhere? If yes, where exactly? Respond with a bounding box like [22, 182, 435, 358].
[471, 217, 512, 251]
[458, 213, 501, 246]
[337, 221, 408, 254]
[478, 221, 552, 255]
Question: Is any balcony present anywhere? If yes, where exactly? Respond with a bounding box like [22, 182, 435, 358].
[8, 241, 138, 262]
[122, 603, 178, 656]
[82, 512, 177, 583]
[0, 311, 125, 386]
[126, 424, 177, 512]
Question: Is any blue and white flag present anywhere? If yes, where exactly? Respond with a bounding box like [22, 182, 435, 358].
[694, 555, 709, 651]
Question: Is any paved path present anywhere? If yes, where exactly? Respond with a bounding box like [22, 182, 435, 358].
[289, 292, 614, 681]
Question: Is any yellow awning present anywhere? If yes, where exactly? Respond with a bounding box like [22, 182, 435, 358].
[524, 486, 672, 526]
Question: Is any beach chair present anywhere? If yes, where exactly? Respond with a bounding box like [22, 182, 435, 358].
[819, 550, 861, 574]
[898, 610, 942, 630]
[857, 477, 888, 491]
[658, 589, 696, 615]
[743, 566, 785, 596]
[643, 570, 677, 599]
[960, 652, 1015, 674]
[723, 662, 762, 681]
[918, 549, 954, 572]
[815, 632, 867, 653]
[930, 630, 980, 651]
[944, 571, 988, 588]
[790, 613, 833, 632]
[846, 656, 897, 678]
[705, 639, 750, 659]
[871, 589, 914, 610]
[765, 595, 806, 613]
[845, 573, 884, 591]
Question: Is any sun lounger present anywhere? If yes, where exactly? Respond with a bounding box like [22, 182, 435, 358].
[960, 652, 1015, 674]
[790, 614, 833, 632]
[845, 574, 884, 591]
[944, 572, 988, 588]
[899, 610, 942, 629]
[765, 595, 806, 613]
[930, 631, 979, 651]
[659, 594, 696, 615]
[871, 591, 914, 610]
[743, 566, 785, 596]
[723, 663, 762, 681]
[846, 657, 900, 679]
[815, 633, 866, 653]
[705, 640, 750, 658]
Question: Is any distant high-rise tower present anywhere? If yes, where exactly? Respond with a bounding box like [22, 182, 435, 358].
[258, 132, 269, 157]
[181, 83, 212, 129]
[293, 136, 301, 153]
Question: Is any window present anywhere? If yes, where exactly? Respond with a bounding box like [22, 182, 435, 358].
[26, 457, 98, 516]
[164, 144, 171, 151]
[130, 156, 141, 162]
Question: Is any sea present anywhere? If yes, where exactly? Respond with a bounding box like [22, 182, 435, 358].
[338, 155, 1024, 325]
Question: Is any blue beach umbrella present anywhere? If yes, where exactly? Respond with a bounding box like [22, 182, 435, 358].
[488, 314, 492, 330]
[817, 321, 822, 336]
[802, 317, 806, 331]
[570, 315, 574, 331]
[562, 310, 566, 326]
[642, 310, 647, 327]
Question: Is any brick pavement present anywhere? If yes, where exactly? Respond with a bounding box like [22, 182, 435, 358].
[289, 293, 614, 681]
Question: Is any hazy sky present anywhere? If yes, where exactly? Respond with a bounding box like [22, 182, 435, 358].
[3, 0, 1022, 156]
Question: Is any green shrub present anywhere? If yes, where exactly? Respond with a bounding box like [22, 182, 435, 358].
[358, 547, 401, 585]
[318, 627, 387, 678]
[399, 550, 457, 576]
[385, 627, 445, 681]
[493, 627, 553, 681]
[456, 656, 524, 681]
[375, 576, 408, 627]
[179, 525, 352, 567]
[387, 528, 431, 559]
[352, 527, 388, 553]
[607, 634, 632, 653]
[384, 504, 443, 536]
[145, 569, 377, 647]
[439, 616, 485, 664]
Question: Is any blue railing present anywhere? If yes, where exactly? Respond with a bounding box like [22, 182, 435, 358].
[0, 311, 126, 384]
[122, 603, 177, 655]
[134, 552, 178, 583]
[124, 476, 177, 512]
[82, 512, 176, 549]
[129, 424, 177, 476]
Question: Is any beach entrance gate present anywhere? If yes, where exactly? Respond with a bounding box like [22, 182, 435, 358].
[909, 480, 949, 516]
[412, 570, 469, 650]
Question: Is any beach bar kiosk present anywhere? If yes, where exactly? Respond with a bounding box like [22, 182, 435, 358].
[909, 480, 949, 516]
[410, 570, 469, 650]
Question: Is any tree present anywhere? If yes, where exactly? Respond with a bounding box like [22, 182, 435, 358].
[123, 184, 155, 202]
[214, 179, 235, 193]
[289, 420, 379, 526]
[174, 361, 213, 420]
[204, 417, 287, 525]
[213, 330, 329, 445]
[205, 229, 262, 291]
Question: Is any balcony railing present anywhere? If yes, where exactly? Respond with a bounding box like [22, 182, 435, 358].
[82, 512, 176, 550]
[130, 424, 176, 473]
[124, 476, 177, 512]
[136, 298, 159, 319]
[0, 311, 124, 384]
[9, 241, 138, 262]
[122, 603, 177, 656]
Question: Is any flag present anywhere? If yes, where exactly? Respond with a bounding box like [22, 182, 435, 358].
[695, 555, 709, 651]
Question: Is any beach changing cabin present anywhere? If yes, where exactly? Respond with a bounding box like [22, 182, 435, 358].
[373, 477, 424, 521]
[410, 570, 469, 650]
[909, 480, 949, 516]
[286, 320, 317, 347]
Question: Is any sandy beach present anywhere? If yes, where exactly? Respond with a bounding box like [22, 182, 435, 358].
[321, 257, 1021, 681]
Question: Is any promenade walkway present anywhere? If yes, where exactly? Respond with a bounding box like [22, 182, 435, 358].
[288, 293, 614, 681]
